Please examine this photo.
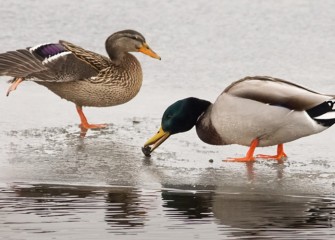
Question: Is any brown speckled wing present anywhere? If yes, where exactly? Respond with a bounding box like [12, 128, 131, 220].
[59, 40, 111, 71]
[223, 76, 332, 111]
[0, 42, 100, 82]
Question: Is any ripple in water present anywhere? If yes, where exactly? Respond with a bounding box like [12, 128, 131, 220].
[0, 183, 334, 239]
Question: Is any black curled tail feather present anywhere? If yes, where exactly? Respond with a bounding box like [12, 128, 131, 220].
[306, 99, 335, 126]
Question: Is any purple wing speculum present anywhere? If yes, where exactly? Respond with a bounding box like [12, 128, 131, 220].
[28, 43, 71, 64]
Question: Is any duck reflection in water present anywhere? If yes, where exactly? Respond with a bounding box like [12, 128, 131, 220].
[7, 183, 335, 238]
[161, 188, 334, 237]
[105, 189, 147, 229]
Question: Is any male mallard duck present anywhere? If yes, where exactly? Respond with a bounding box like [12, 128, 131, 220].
[0, 29, 160, 130]
[143, 76, 335, 162]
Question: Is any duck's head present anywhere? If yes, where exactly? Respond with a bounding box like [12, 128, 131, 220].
[142, 97, 211, 156]
[106, 29, 160, 63]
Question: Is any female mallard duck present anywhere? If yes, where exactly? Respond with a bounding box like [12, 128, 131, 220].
[0, 29, 160, 130]
[143, 76, 335, 162]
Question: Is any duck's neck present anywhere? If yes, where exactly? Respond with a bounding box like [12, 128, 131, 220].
[196, 104, 224, 145]
[186, 98, 212, 126]
[194, 99, 212, 120]
[105, 43, 126, 66]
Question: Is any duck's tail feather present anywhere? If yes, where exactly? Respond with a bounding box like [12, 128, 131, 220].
[0, 49, 52, 78]
[306, 99, 335, 126]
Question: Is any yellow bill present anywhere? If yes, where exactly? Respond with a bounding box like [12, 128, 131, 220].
[142, 126, 170, 156]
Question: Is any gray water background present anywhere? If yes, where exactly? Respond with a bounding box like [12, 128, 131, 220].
[1, 0, 335, 239]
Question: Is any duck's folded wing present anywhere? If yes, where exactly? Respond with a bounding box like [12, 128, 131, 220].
[60, 40, 110, 71]
[0, 41, 108, 82]
[223, 76, 332, 111]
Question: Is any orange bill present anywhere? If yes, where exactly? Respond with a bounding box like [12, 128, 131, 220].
[138, 43, 161, 60]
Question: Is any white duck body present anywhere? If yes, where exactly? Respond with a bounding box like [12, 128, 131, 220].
[196, 76, 334, 147]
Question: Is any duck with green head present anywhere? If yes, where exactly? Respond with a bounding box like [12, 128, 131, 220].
[143, 76, 335, 162]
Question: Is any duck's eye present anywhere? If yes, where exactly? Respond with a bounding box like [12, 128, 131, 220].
[166, 114, 173, 119]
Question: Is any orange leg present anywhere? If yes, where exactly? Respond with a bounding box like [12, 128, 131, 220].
[6, 77, 24, 96]
[256, 144, 287, 160]
[76, 105, 107, 130]
[224, 139, 259, 162]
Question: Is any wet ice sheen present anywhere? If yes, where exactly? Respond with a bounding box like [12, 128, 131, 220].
[0, 125, 335, 239]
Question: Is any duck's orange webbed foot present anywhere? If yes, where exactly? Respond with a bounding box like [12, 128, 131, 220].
[79, 124, 107, 138]
[79, 123, 108, 129]
[76, 105, 107, 137]
[256, 144, 287, 161]
[6, 77, 24, 96]
[256, 153, 287, 160]
[223, 139, 259, 162]
[224, 156, 255, 162]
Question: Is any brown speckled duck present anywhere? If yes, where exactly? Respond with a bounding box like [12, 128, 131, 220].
[0, 29, 160, 130]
